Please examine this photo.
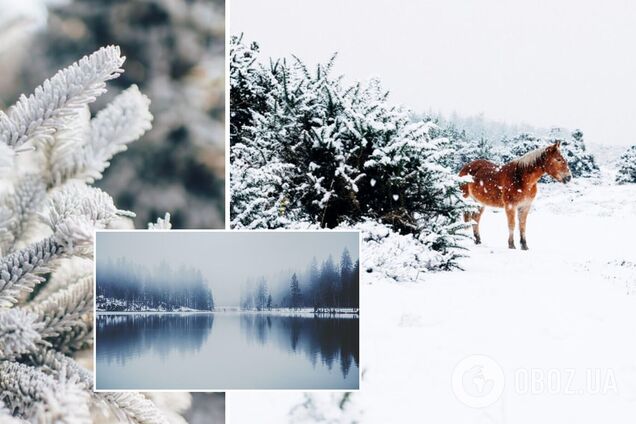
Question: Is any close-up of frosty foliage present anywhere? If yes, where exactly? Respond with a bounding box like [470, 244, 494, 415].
[0, 43, 223, 423]
[0, 0, 225, 229]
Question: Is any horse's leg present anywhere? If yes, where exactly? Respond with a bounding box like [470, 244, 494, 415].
[518, 204, 531, 250]
[472, 206, 485, 244]
[505, 204, 516, 249]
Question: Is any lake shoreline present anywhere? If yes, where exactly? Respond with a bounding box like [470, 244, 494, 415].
[96, 308, 360, 317]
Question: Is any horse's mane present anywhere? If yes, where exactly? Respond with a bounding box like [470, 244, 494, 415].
[511, 146, 550, 169]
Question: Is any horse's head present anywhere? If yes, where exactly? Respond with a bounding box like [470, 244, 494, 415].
[544, 141, 572, 183]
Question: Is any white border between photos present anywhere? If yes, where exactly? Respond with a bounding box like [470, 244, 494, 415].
[92, 229, 362, 394]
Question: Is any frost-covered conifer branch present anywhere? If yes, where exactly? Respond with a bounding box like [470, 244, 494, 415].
[0, 277, 91, 360]
[27, 350, 170, 424]
[0, 44, 175, 422]
[33, 257, 92, 302]
[0, 308, 42, 361]
[0, 174, 47, 254]
[82, 85, 152, 182]
[0, 236, 65, 308]
[28, 276, 93, 353]
[0, 46, 125, 149]
[45, 183, 134, 251]
[100, 393, 171, 424]
[46, 86, 153, 186]
[0, 362, 91, 423]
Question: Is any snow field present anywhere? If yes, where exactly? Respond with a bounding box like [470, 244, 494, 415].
[229, 179, 636, 423]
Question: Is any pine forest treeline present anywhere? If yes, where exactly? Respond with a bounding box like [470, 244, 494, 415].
[97, 258, 215, 311]
[240, 248, 360, 311]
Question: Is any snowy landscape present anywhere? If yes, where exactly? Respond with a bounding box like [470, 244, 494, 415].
[230, 147, 636, 422]
[228, 13, 636, 420]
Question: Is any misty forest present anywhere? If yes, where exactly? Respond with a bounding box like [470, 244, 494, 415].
[96, 258, 215, 312]
[240, 248, 360, 312]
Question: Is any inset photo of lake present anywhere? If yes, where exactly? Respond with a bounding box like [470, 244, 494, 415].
[94, 231, 360, 391]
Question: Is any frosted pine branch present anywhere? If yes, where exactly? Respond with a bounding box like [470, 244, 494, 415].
[28, 350, 170, 424]
[0, 308, 42, 361]
[148, 213, 172, 230]
[43, 106, 91, 187]
[45, 183, 134, 250]
[0, 174, 47, 254]
[101, 393, 171, 424]
[46, 86, 152, 186]
[0, 278, 91, 360]
[0, 362, 91, 424]
[81, 85, 153, 183]
[0, 236, 65, 308]
[33, 257, 93, 302]
[28, 276, 93, 353]
[0, 46, 125, 149]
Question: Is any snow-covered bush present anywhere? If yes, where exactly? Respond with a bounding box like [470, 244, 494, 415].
[615, 145, 636, 184]
[230, 36, 469, 269]
[498, 132, 544, 163]
[0, 45, 186, 423]
[430, 121, 499, 172]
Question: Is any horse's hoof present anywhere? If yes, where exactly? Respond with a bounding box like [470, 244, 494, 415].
[521, 245, 529, 251]
[474, 238, 481, 245]
[508, 244, 516, 249]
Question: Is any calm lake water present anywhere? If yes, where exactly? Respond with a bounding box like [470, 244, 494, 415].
[95, 312, 359, 390]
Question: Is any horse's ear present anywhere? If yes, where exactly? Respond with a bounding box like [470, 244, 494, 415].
[555, 140, 561, 148]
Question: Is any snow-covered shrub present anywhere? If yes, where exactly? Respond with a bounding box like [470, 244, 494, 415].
[499, 132, 544, 163]
[230, 36, 469, 269]
[615, 145, 636, 184]
[430, 122, 499, 172]
[353, 220, 465, 280]
[0, 45, 181, 423]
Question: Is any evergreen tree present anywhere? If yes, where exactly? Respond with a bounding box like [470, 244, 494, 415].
[230, 37, 468, 269]
[290, 273, 302, 309]
[255, 278, 268, 311]
[350, 259, 360, 309]
[431, 122, 498, 172]
[307, 256, 321, 308]
[266, 294, 273, 310]
[318, 256, 338, 308]
[339, 248, 353, 308]
[616, 145, 636, 184]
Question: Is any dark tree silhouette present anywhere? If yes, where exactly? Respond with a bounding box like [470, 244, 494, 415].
[290, 273, 302, 309]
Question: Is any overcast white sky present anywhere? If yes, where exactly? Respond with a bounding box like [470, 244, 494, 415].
[97, 231, 359, 306]
[232, 0, 636, 146]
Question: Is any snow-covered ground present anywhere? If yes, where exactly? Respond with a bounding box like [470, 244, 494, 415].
[229, 176, 636, 423]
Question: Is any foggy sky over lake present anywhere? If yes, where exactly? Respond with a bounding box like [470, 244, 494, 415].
[232, 0, 636, 146]
[96, 231, 359, 306]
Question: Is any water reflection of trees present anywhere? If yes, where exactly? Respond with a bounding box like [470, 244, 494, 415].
[239, 315, 359, 378]
[96, 314, 214, 364]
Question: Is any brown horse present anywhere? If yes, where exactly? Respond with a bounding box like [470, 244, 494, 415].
[459, 141, 572, 250]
